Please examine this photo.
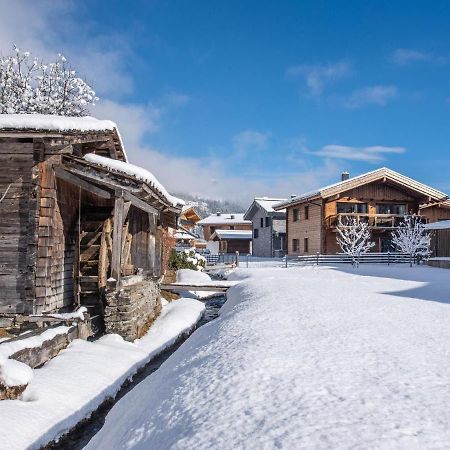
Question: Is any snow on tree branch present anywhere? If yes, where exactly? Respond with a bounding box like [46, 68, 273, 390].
[0, 45, 98, 116]
[336, 217, 375, 267]
[391, 215, 431, 266]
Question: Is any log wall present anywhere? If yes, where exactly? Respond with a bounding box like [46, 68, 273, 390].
[34, 160, 80, 313]
[0, 139, 39, 313]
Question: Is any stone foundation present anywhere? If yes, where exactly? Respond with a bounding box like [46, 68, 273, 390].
[105, 279, 161, 341]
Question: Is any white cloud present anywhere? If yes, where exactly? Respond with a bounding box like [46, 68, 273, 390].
[0, 1, 348, 204]
[286, 62, 351, 96]
[390, 48, 447, 66]
[90, 99, 343, 204]
[0, 0, 134, 99]
[343, 85, 398, 108]
[232, 130, 270, 157]
[306, 145, 406, 163]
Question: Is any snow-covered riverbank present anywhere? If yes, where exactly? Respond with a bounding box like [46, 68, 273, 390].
[0, 298, 205, 450]
[87, 265, 450, 449]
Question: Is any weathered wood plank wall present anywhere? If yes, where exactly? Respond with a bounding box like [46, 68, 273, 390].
[0, 139, 38, 313]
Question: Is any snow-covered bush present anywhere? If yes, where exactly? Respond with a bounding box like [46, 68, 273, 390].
[391, 215, 431, 267]
[0, 45, 98, 116]
[336, 217, 375, 267]
[168, 249, 206, 271]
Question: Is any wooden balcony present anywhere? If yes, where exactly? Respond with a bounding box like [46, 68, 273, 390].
[326, 213, 427, 229]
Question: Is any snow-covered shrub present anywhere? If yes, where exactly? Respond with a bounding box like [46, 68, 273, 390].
[0, 45, 98, 116]
[336, 217, 375, 267]
[391, 215, 431, 267]
[168, 249, 206, 271]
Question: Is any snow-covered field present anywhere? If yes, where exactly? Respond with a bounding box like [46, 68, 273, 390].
[87, 265, 450, 450]
[0, 298, 204, 450]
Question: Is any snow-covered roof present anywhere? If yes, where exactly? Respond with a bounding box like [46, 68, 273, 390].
[255, 198, 286, 213]
[244, 197, 286, 220]
[211, 229, 253, 240]
[197, 213, 250, 226]
[83, 153, 184, 208]
[174, 231, 196, 240]
[424, 220, 450, 230]
[0, 114, 117, 133]
[274, 167, 448, 209]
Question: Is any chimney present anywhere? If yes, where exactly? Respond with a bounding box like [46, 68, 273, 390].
[290, 194, 297, 199]
[230, 214, 235, 219]
[341, 171, 350, 181]
[216, 211, 221, 216]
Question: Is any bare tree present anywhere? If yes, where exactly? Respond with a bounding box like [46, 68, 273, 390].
[0, 45, 98, 116]
[391, 215, 431, 267]
[336, 217, 375, 267]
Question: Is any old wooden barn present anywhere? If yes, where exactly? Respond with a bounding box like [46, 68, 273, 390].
[0, 114, 183, 340]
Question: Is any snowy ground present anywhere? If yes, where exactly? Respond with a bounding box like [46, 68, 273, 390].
[0, 298, 204, 450]
[87, 265, 450, 449]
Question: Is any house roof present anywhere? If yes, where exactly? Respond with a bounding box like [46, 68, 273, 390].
[197, 213, 250, 226]
[83, 154, 184, 208]
[181, 205, 202, 222]
[424, 220, 450, 230]
[244, 197, 286, 220]
[174, 230, 196, 240]
[210, 229, 253, 240]
[0, 113, 117, 133]
[0, 113, 128, 161]
[274, 167, 448, 210]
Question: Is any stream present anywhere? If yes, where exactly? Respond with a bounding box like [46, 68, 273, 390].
[44, 294, 227, 450]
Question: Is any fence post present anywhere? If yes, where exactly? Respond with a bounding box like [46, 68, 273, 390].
[235, 251, 239, 267]
[387, 251, 390, 266]
[285, 253, 288, 268]
[246, 253, 249, 268]
[316, 251, 320, 266]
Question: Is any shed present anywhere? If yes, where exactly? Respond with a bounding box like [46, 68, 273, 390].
[425, 220, 450, 261]
[210, 229, 252, 254]
[0, 114, 183, 339]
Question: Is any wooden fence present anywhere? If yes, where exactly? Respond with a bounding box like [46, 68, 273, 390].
[291, 252, 415, 266]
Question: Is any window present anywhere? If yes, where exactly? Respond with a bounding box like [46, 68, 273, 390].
[260, 217, 264, 227]
[304, 237, 309, 253]
[265, 217, 270, 227]
[292, 239, 299, 252]
[230, 225, 235, 230]
[376, 204, 407, 215]
[254, 229, 259, 238]
[336, 202, 368, 214]
[210, 226, 216, 234]
[293, 208, 300, 222]
[304, 205, 309, 220]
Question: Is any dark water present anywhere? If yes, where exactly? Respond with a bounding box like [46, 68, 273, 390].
[44, 295, 227, 450]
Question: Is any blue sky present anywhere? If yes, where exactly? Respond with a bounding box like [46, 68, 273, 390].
[1, 0, 450, 203]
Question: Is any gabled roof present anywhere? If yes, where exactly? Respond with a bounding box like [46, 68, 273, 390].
[210, 229, 253, 240]
[274, 167, 448, 210]
[197, 213, 250, 226]
[0, 113, 117, 133]
[181, 205, 202, 222]
[0, 113, 128, 161]
[244, 197, 286, 220]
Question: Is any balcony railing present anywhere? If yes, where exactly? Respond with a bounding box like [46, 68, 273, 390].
[326, 213, 428, 229]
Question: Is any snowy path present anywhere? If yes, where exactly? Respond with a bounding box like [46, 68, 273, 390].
[0, 298, 204, 450]
[87, 265, 450, 450]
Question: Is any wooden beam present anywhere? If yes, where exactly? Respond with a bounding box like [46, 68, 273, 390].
[123, 201, 132, 221]
[55, 167, 111, 199]
[122, 190, 159, 216]
[148, 212, 157, 275]
[64, 167, 142, 193]
[111, 194, 125, 282]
